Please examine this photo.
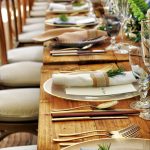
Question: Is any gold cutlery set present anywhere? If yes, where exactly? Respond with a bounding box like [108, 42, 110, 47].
[53, 124, 140, 146]
[50, 101, 140, 122]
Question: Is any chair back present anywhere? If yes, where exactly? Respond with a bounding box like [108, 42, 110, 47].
[0, 0, 8, 64]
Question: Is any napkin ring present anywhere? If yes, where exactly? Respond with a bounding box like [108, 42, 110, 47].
[90, 72, 109, 87]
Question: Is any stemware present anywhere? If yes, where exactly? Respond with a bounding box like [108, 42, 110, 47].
[129, 46, 150, 120]
[114, 0, 131, 54]
[140, 19, 150, 120]
[105, 15, 121, 51]
[103, 0, 121, 51]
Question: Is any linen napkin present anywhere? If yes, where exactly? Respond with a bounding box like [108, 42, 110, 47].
[51, 29, 107, 44]
[52, 71, 137, 87]
[53, 16, 97, 25]
[49, 3, 72, 11]
[49, 2, 89, 11]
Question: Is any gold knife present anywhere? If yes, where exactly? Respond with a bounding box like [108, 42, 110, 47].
[52, 116, 128, 121]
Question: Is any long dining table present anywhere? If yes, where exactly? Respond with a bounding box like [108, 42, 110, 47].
[37, 1, 150, 150]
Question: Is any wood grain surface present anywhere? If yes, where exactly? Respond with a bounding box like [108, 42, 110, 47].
[38, 1, 150, 150]
[38, 62, 150, 150]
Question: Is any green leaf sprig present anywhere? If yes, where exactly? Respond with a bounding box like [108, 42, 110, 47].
[107, 68, 125, 77]
[98, 143, 111, 150]
[72, 0, 85, 7]
[59, 14, 69, 22]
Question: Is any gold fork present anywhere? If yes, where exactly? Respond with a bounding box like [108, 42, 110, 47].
[53, 124, 140, 142]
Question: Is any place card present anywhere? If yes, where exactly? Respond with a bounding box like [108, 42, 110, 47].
[65, 84, 137, 96]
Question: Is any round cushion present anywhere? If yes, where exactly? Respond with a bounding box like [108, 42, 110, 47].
[0, 145, 37, 150]
[33, 2, 48, 6]
[19, 30, 44, 43]
[8, 46, 43, 63]
[0, 62, 42, 87]
[26, 17, 45, 25]
[0, 88, 39, 121]
[30, 10, 46, 17]
[23, 23, 44, 32]
[32, 5, 48, 11]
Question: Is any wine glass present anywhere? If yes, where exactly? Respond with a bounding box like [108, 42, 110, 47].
[114, 0, 131, 54]
[129, 46, 150, 120]
[140, 19, 150, 120]
[104, 1, 121, 51]
[105, 15, 121, 51]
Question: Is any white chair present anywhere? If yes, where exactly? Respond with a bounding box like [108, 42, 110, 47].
[0, 0, 42, 141]
[0, 145, 37, 150]
[8, 0, 44, 46]
[1, 1, 43, 62]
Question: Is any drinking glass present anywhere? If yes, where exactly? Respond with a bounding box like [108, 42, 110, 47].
[129, 47, 150, 120]
[104, 1, 121, 51]
[114, 0, 131, 54]
[105, 15, 121, 51]
[140, 19, 150, 120]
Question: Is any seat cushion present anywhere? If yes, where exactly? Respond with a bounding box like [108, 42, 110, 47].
[30, 10, 46, 17]
[19, 30, 43, 43]
[0, 62, 42, 87]
[33, 2, 48, 6]
[32, 5, 48, 11]
[0, 145, 37, 150]
[35, 0, 49, 2]
[8, 46, 43, 63]
[0, 88, 39, 121]
[23, 23, 45, 32]
[26, 17, 45, 24]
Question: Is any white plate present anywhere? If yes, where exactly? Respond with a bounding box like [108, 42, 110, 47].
[61, 138, 150, 150]
[45, 16, 98, 27]
[43, 78, 138, 102]
[47, 3, 89, 13]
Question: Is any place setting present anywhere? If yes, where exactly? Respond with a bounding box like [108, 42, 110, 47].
[43, 65, 139, 102]
[33, 28, 108, 56]
[47, 0, 90, 14]
[45, 15, 99, 27]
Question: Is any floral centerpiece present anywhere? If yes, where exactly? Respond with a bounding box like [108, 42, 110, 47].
[124, 0, 149, 42]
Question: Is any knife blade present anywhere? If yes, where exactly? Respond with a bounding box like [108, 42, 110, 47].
[52, 116, 128, 121]
[50, 49, 105, 54]
[51, 51, 106, 56]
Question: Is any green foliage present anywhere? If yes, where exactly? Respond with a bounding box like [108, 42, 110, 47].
[107, 68, 125, 77]
[98, 143, 111, 150]
[124, 0, 149, 42]
[128, 0, 149, 21]
[97, 26, 106, 31]
[59, 14, 68, 22]
[72, 0, 85, 7]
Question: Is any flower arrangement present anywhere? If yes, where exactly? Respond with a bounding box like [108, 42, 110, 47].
[124, 0, 149, 42]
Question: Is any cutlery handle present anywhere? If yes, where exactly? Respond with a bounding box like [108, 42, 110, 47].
[51, 110, 139, 118]
[59, 129, 106, 137]
[53, 133, 106, 142]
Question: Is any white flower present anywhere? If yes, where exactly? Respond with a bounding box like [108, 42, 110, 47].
[146, 9, 150, 19]
[128, 33, 137, 38]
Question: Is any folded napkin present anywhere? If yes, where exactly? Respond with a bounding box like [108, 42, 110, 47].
[53, 16, 97, 25]
[49, 3, 72, 11]
[49, 2, 88, 11]
[51, 29, 107, 44]
[52, 71, 136, 87]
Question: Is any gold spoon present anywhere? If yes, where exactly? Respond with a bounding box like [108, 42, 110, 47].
[52, 101, 118, 112]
